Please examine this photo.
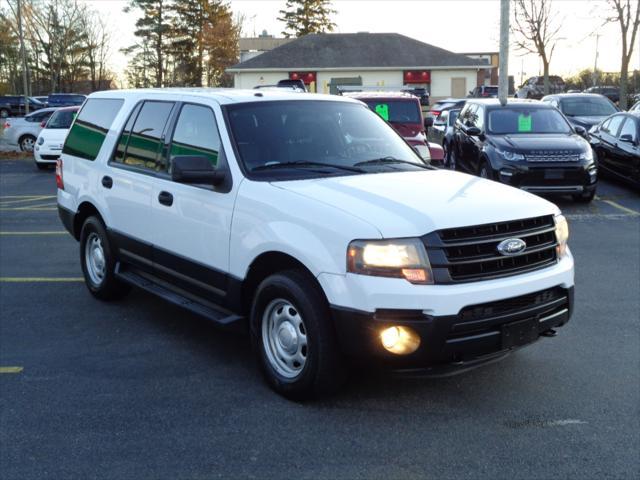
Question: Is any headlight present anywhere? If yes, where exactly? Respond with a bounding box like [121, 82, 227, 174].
[37, 137, 44, 145]
[579, 148, 593, 161]
[347, 238, 434, 284]
[554, 214, 569, 258]
[497, 149, 525, 161]
[414, 144, 430, 161]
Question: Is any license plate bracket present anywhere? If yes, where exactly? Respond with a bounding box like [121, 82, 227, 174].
[502, 318, 539, 349]
[544, 169, 564, 179]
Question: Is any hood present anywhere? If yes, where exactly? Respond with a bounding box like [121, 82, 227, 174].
[389, 122, 424, 142]
[491, 133, 587, 153]
[273, 170, 559, 238]
[565, 115, 606, 128]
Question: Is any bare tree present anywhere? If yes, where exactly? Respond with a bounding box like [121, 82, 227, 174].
[512, 0, 562, 95]
[85, 12, 111, 91]
[605, 0, 640, 109]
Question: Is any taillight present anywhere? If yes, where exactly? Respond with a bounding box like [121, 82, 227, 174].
[429, 110, 440, 117]
[55, 159, 64, 190]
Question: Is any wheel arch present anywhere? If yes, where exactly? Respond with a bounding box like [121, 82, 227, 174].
[73, 201, 106, 241]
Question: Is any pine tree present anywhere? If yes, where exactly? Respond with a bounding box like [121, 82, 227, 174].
[278, 0, 336, 38]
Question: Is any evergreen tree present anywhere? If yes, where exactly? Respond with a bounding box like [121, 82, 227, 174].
[278, 0, 336, 38]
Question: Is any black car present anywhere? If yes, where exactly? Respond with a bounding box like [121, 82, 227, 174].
[0, 95, 45, 118]
[584, 86, 620, 103]
[468, 85, 498, 98]
[541, 93, 619, 131]
[47, 93, 86, 107]
[427, 108, 460, 168]
[428, 98, 465, 118]
[589, 112, 640, 188]
[451, 99, 597, 202]
[402, 87, 430, 105]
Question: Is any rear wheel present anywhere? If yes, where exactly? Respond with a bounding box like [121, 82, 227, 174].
[80, 216, 131, 300]
[449, 144, 458, 171]
[19, 134, 36, 152]
[251, 269, 346, 400]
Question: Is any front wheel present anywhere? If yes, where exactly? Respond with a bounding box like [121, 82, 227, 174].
[80, 216, 131, 300]
[573, 189, 596, 203]
[479, 161, 494, 180]
[35, 162, 49, 171]
[251, 270, 345, 400]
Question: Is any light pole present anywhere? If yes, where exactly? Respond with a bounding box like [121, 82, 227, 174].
[499, 0, 510, 105]
[16, 0, 30, 114]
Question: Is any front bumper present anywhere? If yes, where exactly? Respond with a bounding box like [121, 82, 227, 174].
[496, 162, 597, 194]
[34, 147, 62, 164]
[331, 286, 573, 371]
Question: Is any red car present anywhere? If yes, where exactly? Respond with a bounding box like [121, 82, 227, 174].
[344, 92, 444, 165]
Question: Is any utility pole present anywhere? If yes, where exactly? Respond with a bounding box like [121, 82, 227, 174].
[498, 0, 510, 105]
[593, 33, 600, 87]
[17, 0, 30, 114]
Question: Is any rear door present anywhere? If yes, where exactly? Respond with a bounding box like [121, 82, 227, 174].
[598, 115, 626, 176]
[150, 101, 236, 303]
[609, 116, 640, 180]
[105, 100, 177, 270]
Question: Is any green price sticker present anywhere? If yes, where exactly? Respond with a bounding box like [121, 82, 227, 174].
[375, 103, 389, 121]
[518, 113, 532, 132]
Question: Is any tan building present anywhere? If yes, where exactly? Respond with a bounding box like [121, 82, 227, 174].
[227, 33, 493, 101]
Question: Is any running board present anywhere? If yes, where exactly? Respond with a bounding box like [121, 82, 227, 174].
[115, 265, 246, 333]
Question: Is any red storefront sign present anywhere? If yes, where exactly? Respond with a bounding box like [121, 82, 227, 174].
[403, 70, 431, 84]
[289, 71, 317, 85]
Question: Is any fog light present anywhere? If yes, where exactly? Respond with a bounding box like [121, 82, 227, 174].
[380, 326, 420, 355]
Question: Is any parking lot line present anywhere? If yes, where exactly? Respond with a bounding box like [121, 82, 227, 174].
[0, 277, 83, 282]
[0, 366, 23, 374]
[0, 206, 57, 211]
[599, 199, 640, 216]
[0, 195, 55, 206]
[0, 231, 66, 236]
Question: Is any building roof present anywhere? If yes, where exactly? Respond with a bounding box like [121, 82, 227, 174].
[228, 33, 490, 72]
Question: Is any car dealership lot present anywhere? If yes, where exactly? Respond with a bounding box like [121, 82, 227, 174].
[0, 157, 638, 479]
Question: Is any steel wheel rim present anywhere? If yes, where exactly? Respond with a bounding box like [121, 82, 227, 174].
[21, 137, 35, 152]
[261, 298, 308, 379]
[84, 232, 106, 286]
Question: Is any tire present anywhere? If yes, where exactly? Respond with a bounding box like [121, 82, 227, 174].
[0, 109, 8, 118]
[250, 269, 346, 400]
[442, 142, 451, 169]
[35, 162, 49, 170]
[19, 135, 36, 152]
[478, 160, 494, 180]
[573, 189, 596, 203]
[449, 144, 459, 171]
[79, 216, 131, 300]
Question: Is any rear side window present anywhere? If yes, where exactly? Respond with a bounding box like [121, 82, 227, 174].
[113, 101, 175, 171]
[46, 109, 77, 129]
[63, 98, 124, 161]
[169, 104, 221, 167]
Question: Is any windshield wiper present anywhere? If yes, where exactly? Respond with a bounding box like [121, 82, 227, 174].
[354, 157, 430, 169]
[252, 161, 365, 173]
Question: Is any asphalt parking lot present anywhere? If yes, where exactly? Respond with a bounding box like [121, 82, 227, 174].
[1, 155, 638, 480]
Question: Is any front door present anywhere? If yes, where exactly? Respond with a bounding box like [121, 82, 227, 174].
[151, 101, 236, 304]
[451, 78, 467, 98]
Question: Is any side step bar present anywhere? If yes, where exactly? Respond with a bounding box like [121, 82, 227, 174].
[115, 265, 246, 333]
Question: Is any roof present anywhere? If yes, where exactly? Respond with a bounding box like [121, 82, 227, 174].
[227, 33, 490, 72]
[541, 93, 613, 100]
[343, 92, 418, 102]
[88, 88, 362, 106]
[466, 99, 552, 109]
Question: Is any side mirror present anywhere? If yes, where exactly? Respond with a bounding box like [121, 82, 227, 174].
[619, 133, 635, 144]
[424, 116, 434, 129]
[466, 126, 482, 136]
[574, 125, 587, 137]
[171, 155, 225, 186]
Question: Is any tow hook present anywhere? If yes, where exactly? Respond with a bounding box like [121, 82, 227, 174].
[541, 329, 557, 337]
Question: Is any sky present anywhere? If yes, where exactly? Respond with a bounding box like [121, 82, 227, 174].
[83, 0, 639, 86]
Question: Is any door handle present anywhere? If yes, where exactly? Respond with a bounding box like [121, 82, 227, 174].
[158, 191, 173, 206]
[101, 176, 113, 189]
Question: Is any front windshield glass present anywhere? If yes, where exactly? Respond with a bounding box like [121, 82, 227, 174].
[47, 110, 77, 129]
[488, 107, 572, 134]
[227, 101, 425, 178]
[560, 97, 617, 117]
[362, 100, 421, 124]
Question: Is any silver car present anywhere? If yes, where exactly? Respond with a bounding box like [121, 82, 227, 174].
[1, 107, 58, 151]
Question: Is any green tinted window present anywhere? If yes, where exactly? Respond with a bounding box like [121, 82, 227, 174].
[169, 104, 220, 167]
[119, 101, 175, 171]
[63, 98, 124, 160]
[113, 103, 142, 164]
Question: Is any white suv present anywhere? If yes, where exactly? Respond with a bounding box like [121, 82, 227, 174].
[57, 89, 574, 399]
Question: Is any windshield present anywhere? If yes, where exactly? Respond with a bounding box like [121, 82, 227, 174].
[227, 101, 425, 178]
[560, 97, 617, 117]
[46, 109, 77, 129]
[488, 108, 572, 134]
[362, 100, 422, 124]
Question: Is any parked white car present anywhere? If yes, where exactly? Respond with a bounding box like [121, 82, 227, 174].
[57, 89, 574, 399]
[2, 107, 58, 151]
[34, 106, 79, 169]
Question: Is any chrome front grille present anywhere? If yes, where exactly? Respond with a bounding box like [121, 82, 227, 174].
[525, 151, 580, 162]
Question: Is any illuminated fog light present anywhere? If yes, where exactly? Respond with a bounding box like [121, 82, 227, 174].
[380, 326, 421, 355]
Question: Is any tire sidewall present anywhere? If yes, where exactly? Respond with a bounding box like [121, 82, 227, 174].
[250, 272, 332, 398]
[79, 217, 118, 295]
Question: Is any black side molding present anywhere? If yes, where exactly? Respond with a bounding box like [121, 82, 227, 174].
[58, 205, 76, 238]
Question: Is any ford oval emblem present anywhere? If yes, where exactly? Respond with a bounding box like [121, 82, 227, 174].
[497, 238, 527, 256]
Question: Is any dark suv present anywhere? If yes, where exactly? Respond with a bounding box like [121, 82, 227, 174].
[584, 86, 620, 104]
[0, 96, 45, 118]
[516, 76, 565, 100]
[451, 99, 597, 202]
[47, 93, 86, 107]
[468, 85, 498, 98]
